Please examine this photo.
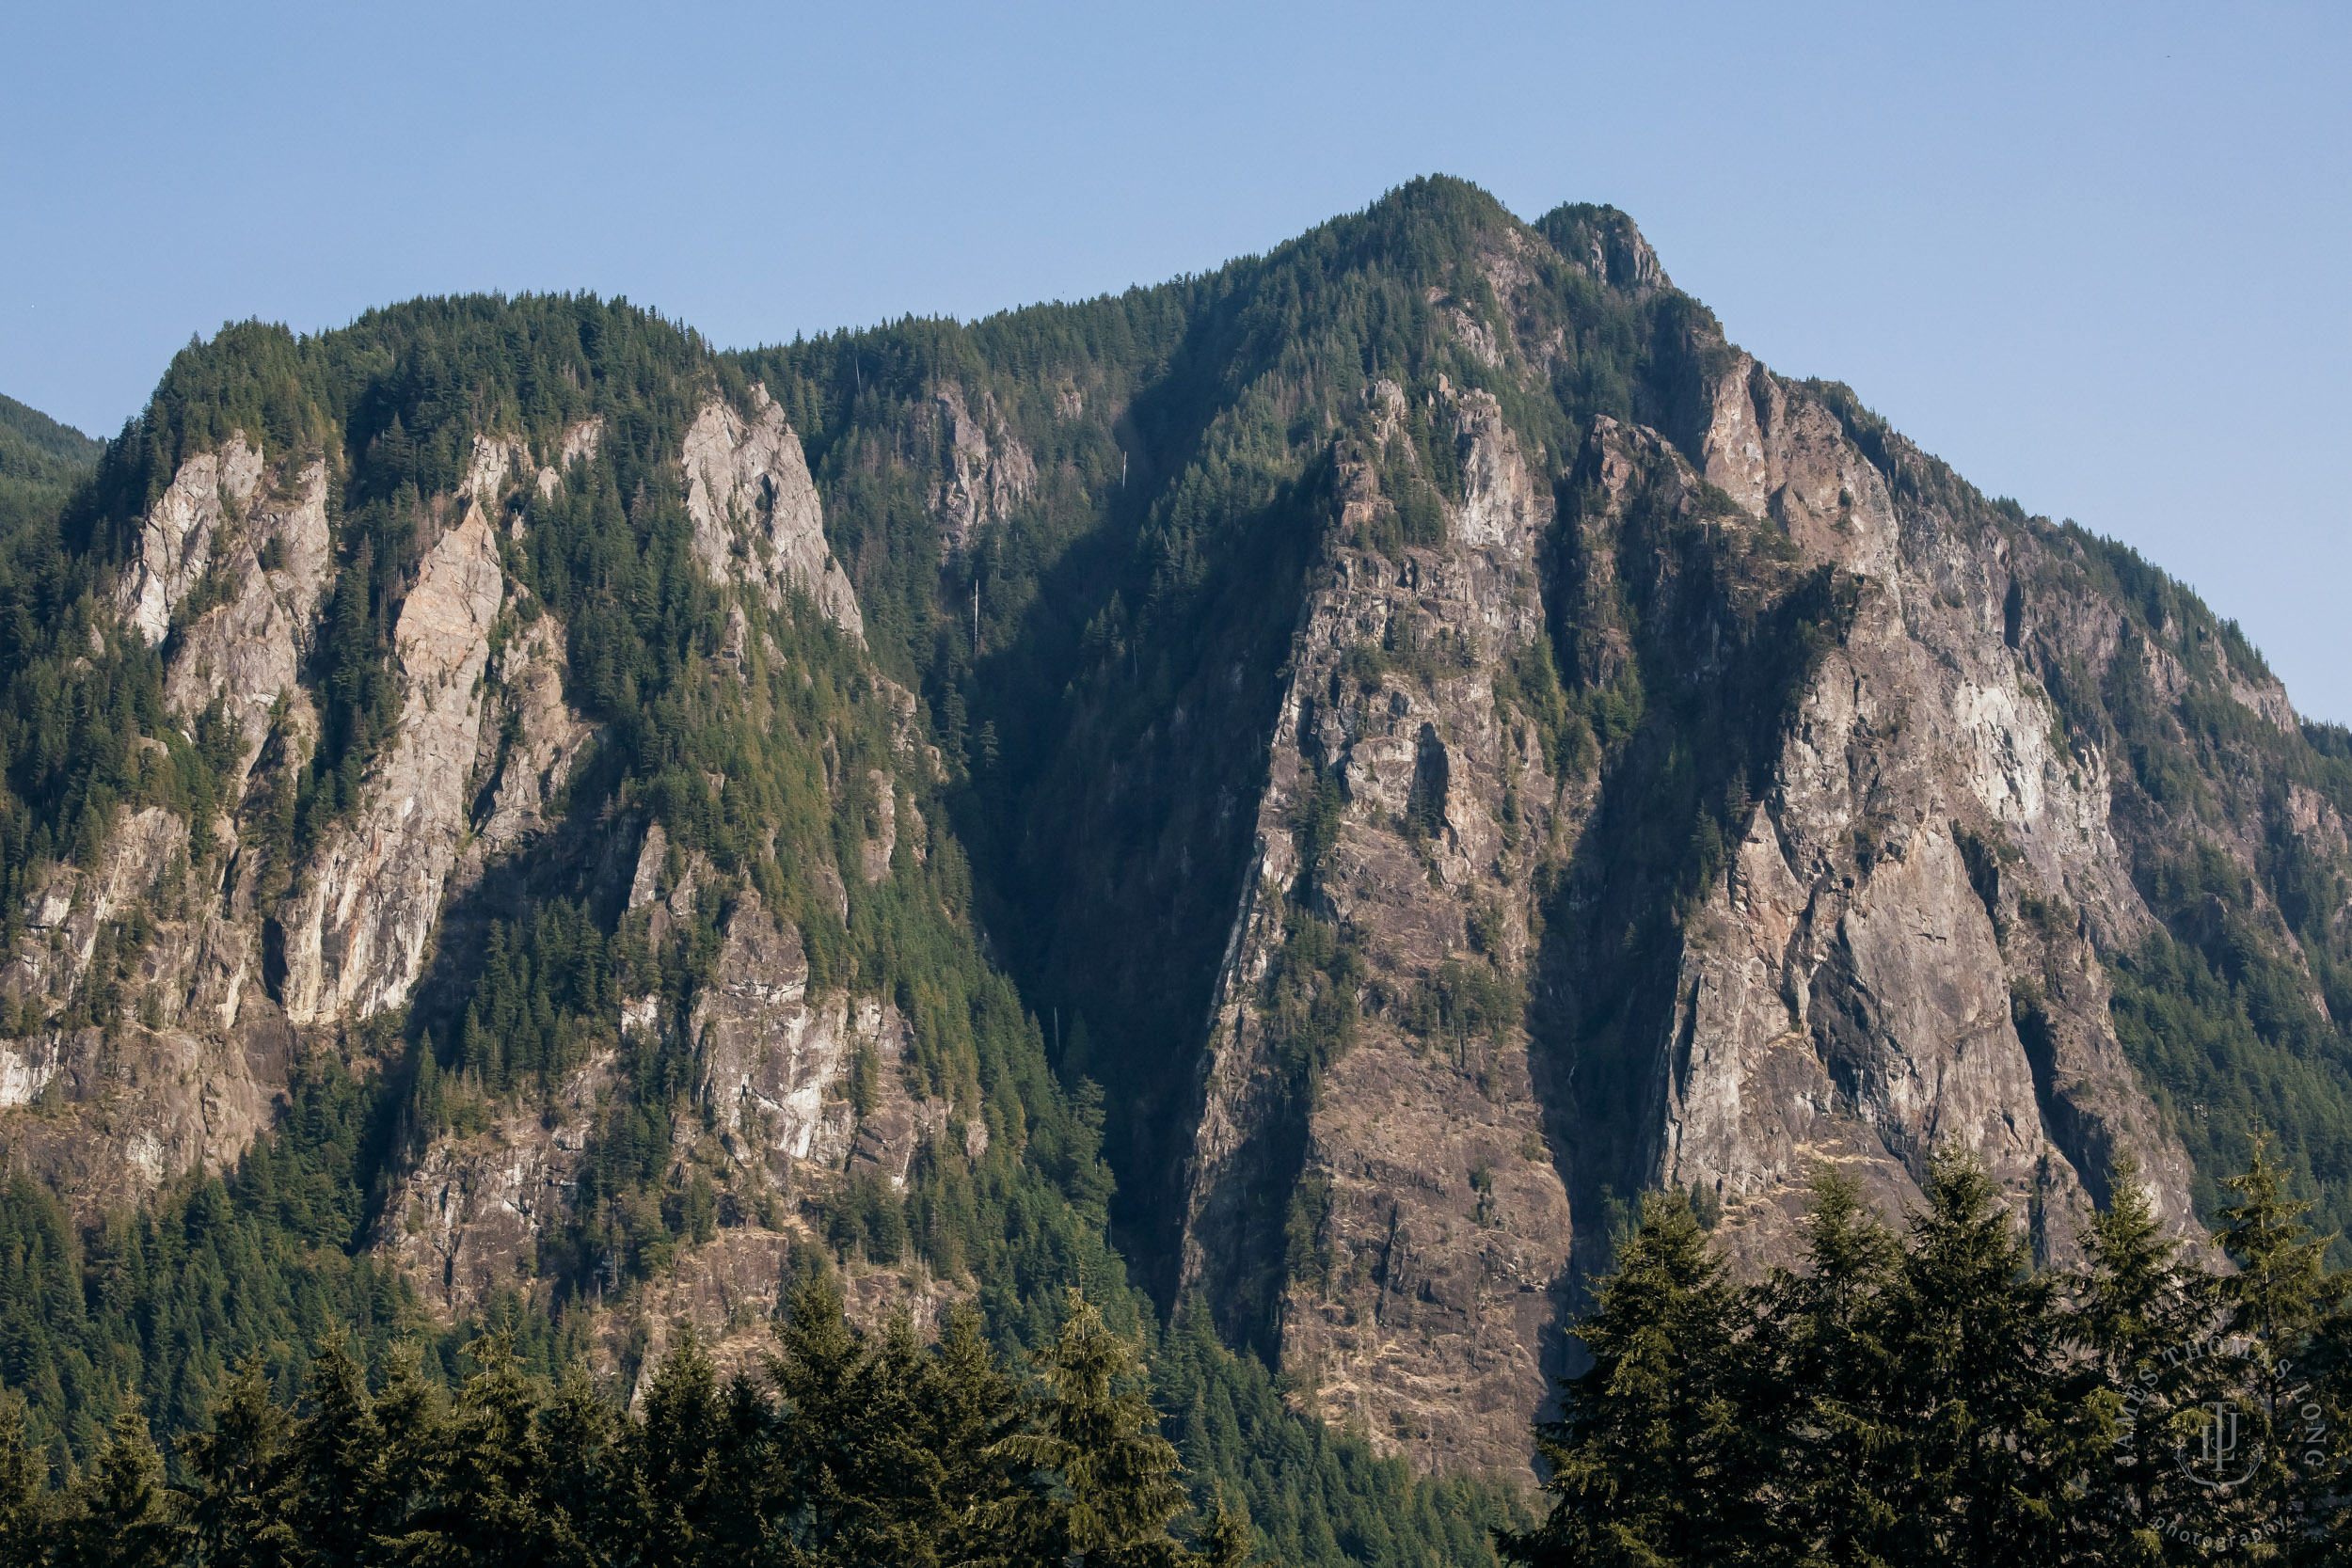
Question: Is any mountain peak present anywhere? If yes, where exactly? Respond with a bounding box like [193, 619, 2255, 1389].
[1535, 200, 1671, 295]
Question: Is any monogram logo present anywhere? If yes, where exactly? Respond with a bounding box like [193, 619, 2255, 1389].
[2178, 1400, 2261, 1490]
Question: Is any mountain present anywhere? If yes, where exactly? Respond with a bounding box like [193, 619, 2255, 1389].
[4, 176, 2350, 1538]
[0, 393, 102, 534]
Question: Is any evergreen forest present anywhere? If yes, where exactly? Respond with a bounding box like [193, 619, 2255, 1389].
[9, 1143, 2352, 1564]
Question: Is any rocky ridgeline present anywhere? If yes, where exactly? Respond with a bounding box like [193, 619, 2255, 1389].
[1168, 234, 2252, 1474]
[1627, 353, 2205, 1267]
[0, 395, 941, 1385]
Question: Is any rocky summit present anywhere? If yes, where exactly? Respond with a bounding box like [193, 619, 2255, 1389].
[2, 178, 2346, 1513]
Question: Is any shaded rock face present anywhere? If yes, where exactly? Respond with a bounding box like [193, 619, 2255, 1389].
[279, 512, 505, 1024]
[930, 384, 1036, 557]
[682, 388, 864, 641]
[691, 892, 859, 1169]
[0, 1019, 287, 1214]
[460, 417, 603, 516]
[858, 769, 897, 883]
[5, 807, 196, 1022]
[1538, 203, 1670, 298]
[379, 1049, 610, 1316]
[473, 616, 591, 858]
[691, 890, 949, 1188]
[373, 867, 958, 1328]
[607, 1230, 956, 1410]
[1182, 385, 1572, 1477]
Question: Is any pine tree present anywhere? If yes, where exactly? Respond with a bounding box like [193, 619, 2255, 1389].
[701, 1369, 778, 1568]
[1876, 1149, 2080, 1568]
[2069, 1153, 2201, 1565]
[769, 1281, 1028, 1567]
[179, 1354, 292, 1568]
[1499, 1189, 1740, 1567]
[832, 1312, 955, 1565]
[2204, 1134, 2347, 1558]
[1740, 1165, 1902, 1566]
[60, 1405, 177, 1568]
[992, 1291, 1191, 1568]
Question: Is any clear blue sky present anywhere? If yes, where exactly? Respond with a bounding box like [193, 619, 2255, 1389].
[6, 2, 2344, 718]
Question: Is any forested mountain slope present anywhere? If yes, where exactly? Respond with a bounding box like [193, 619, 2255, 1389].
[3, 178, 2349, 1535]
[0, 394, 100, 534]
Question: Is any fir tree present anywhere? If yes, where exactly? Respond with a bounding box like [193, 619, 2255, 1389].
[60, 1407, 176, 1568]
[1740, 1165, 1902, 1566]
[276, 1333, 388, 1566]
[395, 1334, 570, 1568]
[2070, 1153, 2202, 1565]
[922, 1307, 1027, 1565]
[770, 1275, 863, 1560]
[1500, 1189, 1740, 1567]
[1193, 1492, 1256, 1568]
[621, 1325, 723, 1568]
[0, 1392, 52, 1567]
[1875, 1149, 2079, 1568]
[2205, 1133, 2347, 1557]
[993, 1291, 1191, 1568]
[177, 1355, 292, 1568]
[366, 1343, 443, 1557]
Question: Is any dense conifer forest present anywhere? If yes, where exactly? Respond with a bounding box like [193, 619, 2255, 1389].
[1508, 1141, 2352, 1565]
[8, 1142, 2352, 1563]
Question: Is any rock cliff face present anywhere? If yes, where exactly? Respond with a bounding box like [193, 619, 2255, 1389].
[278, 511, 505, 1024]
[3, 433, 535, 1203]
[929, 384, 1036, 557]
[471, 615, 592, 860]
[1567, 375, 2201, 1274]
[459, 417, 604, 515]
[691, 889, 949, 1189]
[1164, 239, 2213, 1476]
[682, 388, 864, 641]
[0, 805, 289, 1212]
[381, 1046, 611, 1315]
[1182, 382, 1572, 1475]
[157, 457, 336, 786]
[115, 436, 267, 646]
